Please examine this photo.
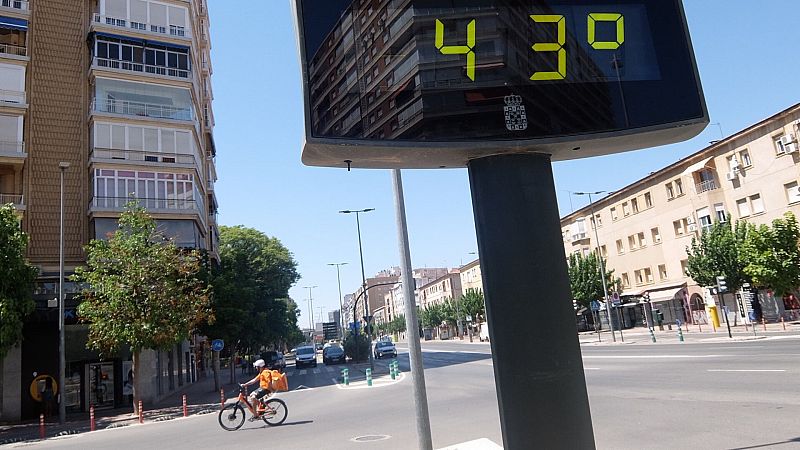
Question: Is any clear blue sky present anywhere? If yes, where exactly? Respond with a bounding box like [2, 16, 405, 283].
[207, 0, 800, 329]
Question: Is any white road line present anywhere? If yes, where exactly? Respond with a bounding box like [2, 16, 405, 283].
[285, 370, 295, 377]
[312, 368, 320, 374]
[299, 369, 307, 375]
[584, 367, 601, 370]
[583, 355, 723, 359]
[707, 369, 787, 373]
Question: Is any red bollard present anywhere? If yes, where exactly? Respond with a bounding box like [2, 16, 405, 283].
[220, 389, 225, 410]
[39, 413, 45, 439]
[762, 318, 767, 332]
[781, 316, 786, 331]
[90, 404, 96, 431]
[182, 394, 188, 417]
[138, 400, 143, 424]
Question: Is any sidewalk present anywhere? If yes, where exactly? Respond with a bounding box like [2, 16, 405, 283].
[577, 320, 800, 345]
[0, 370, 251, 446]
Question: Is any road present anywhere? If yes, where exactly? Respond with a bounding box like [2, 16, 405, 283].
[13, 338, 800, 449]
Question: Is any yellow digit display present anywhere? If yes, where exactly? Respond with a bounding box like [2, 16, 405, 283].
[588, 13, 625, 50]
[435, 19, 476, 81]
[530, 15, 566, 81]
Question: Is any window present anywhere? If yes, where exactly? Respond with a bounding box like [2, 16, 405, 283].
[727, 155, 740, 173]
[621, 273, 630, 288]
[739, 149, 752, 167]
[622, 202, 630, 216]
[673, 218, 687, 237]
[634, 269, 644, 286]
[675, 179, 684, 196]
[696, 207, 712, 231]
[775, 134, 788, 154]
[644, 192, 653, 208]
[616, 239, 624, 254]
[631, 198, 639, 214]
[680, 259, 689, 277]
[751, 194, 765, 214]
[651, 227, 661, 244]
[590, 213, 602, 229]
[600, 245, 607, 258]
[658, 264, 668, 280]
[665, 183, 675, 200]
[644, 268, 653, 283]
[714, 203, 726, 222]
[610, 207, 618, 221]
[736, 198, 751, 217]
[637, 232, 646, 247]
[628, 235, 637, 250]
[786, 181, 800, 204]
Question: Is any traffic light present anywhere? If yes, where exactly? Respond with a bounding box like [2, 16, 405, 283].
[716, 276, 728, 293]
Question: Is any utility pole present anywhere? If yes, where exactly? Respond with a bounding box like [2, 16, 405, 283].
[328, 262, 348, 338]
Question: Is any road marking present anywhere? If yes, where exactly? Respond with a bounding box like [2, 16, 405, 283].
[437, 438, 503, 450]
[707, 369, 786, 373]
[285, 370, 294, 377]
[299, 369, 307, 375]
[313, 369, 320, 374]
[583, 355, 723, 359]
[584, 367, 601, 370]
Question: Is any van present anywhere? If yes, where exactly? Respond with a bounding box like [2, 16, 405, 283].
[479, 324, 490, 342]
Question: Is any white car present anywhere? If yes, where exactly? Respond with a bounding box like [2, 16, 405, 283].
[479, 325, 490, 342]
[294, 345, 317, 368]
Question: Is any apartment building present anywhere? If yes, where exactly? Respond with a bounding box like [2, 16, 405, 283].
[0, 0, 218, 421]
[382, 267, 448, 323]
[561, 104, 800, 328]
[459, 258, 483, 293]
[419, 270, 463, 309]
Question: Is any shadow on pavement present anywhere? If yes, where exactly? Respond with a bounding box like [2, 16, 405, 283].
[728, 437, 800, 450]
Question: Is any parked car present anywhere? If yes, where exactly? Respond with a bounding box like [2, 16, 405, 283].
[479, 325, 490, 342]
[261, 350, 286, 370]
[294, 345, 317, 368]
[322, 344, 346, 365]
[373, 340, 397, 359]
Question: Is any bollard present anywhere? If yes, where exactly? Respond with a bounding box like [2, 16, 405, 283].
[138, 400, 144, 424]
[711, 320, 717, 333]
[744, 321, 749, 331]
[342, 368, 349, 386]
[220, 389, 225, 410]
[390, 361, 397, 379]
[781, 316, 787, 331]
[39, 413, 45, 439]
[90, 404, 96, 431]
[649, 328, 657, 343]
[366, 368, 372, 387]
[182, 394, 188, 417]
[698, 322, 702, 333]
[762, 317, 767, 332]
[677, 327, 684, 343]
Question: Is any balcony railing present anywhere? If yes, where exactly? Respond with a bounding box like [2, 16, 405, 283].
[92, 98, 193, 121]
[93, 14, 191, 39]
[94, 57, 190, 80]
[0, 0, 28, 10]
[0, 140, 24, 154]
[91, 196, 197, 211]
[0, 89, 25, 105]
[695, 179, 718, 194]
[90, 147, 197, 165]
[397, 99, 423, 127]
[0, 43, 26, 57]
[0, 193, 23, 205]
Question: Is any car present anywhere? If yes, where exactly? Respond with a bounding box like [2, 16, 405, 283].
[373, 340, 397, 359]
[261, 351, 286, 370]
[294, 345, 317, 368]
[322, 344, 346, 365]
[479, 325, 490, 342]
[315, 342, 324, 351]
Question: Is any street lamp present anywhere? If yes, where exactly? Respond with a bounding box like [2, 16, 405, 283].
[327, 262, 348, 337]
[573, 191, 617, 343]
[304, 285, 317, 333]
[339, 208, 375, 371]
[58, 162, 69, 424]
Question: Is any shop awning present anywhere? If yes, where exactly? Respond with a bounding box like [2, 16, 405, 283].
[0, 16, 27, 31]
[681, 156, 714, 176]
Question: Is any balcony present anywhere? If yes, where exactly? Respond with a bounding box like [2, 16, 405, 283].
[0, 0, 28, 11]
[90, 147, 198, 167]
[92, 98, 193, 121]
[695, 179, 719, 194]
[0, 192, 23, 208]
[92, 14, 191, 40]
[0, 139, 24, 158]
[93, 57, 190, 80]
[0, 42, 25, 57]
[91, 196, 198, 211]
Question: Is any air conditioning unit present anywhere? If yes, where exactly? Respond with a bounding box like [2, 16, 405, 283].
[686, 216, 695, 224]
[726, 171, 738, 181]
[687, 224, 698, 232]
[780, 134, 798, 153]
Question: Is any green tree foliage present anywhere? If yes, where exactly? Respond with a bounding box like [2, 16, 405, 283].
[342, 330, 369, 361]
[199, 225, 301, 355]
[685, 215, 749, 291]
[0, 204, 37, 358]
[740, 212, 800, 296]
[387, 314, 406, 334]
[73, 202, 211, 413]
[459, 288, 485, 322]
[567, 252, 620, 307]
[420, 303, 446, 329]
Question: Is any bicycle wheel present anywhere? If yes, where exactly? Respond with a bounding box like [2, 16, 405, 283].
[261, 398, 288, 426]
[218, 403, 246, 431]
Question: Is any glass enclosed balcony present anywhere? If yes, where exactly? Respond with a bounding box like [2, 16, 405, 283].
[92, 77, 193, 121]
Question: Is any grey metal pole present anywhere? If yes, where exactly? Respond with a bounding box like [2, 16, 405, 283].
[392, 169, 433, 450]
[355, 212, 375, 372]
[586, 192, 615, 342]
[58, 162, 69, 425]
[329, 263, 348, 337]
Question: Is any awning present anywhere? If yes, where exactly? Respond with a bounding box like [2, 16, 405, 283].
[0, 16, 27, 31]
[681, 156, 714, 176]
[94, 32, 189, 51]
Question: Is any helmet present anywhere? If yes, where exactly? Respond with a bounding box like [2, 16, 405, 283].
[253, 359, 266, 368]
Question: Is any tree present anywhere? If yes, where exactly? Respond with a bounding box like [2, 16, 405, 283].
[73, 202, 212, 414]
[567, 252, 620, 307]
[740, 212, 800, 297]
[420, 303, 446, 330]
[342, 330, 369, 361]
[0, 204, 37, 359]
[459, 288, 485, 322]
[685, 215, 749, 292]
[199, 225, 301, 357]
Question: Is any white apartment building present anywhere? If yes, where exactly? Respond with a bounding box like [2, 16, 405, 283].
[561, 103, 800, 327]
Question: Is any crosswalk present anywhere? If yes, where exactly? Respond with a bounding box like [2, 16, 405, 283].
[284, 365, 344, 377]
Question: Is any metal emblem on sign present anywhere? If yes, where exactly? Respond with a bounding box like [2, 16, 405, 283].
[504, 95, 528, 131]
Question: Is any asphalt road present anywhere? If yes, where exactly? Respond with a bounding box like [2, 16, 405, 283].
[13, 337, 800, 450]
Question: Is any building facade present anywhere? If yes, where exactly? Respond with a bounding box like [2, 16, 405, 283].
[0, 0, 218, 421]
[561, 104, 800, 327]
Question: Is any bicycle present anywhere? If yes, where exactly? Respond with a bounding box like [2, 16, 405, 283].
[218, 385, 288, 431]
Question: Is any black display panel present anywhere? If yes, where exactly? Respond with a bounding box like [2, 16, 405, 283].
[299, 0, 704, 143]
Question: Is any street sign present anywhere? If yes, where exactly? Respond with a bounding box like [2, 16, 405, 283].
[611, 292, 621, 305]
[590, 301, 601, 312]
[211, 339, 224, 352]
[294, 0, 708, 169]
[322, 322, 338, 340]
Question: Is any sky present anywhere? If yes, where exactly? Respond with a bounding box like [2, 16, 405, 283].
[206, 0, 800, 330]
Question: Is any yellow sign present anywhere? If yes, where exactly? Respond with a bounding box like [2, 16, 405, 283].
[29, 375, 58, 403]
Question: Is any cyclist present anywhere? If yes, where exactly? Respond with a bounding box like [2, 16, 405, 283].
[241, 359, 275, 415]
